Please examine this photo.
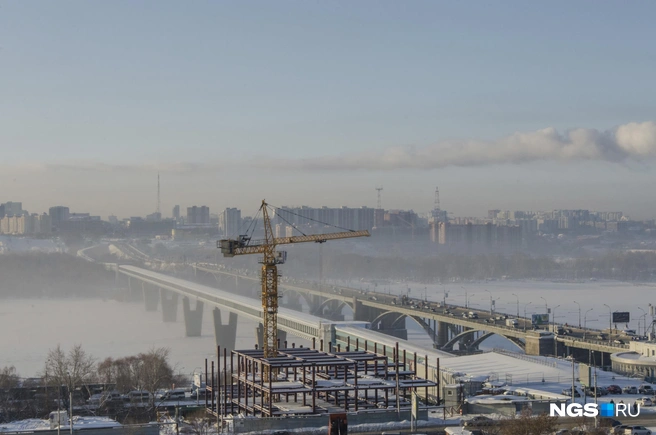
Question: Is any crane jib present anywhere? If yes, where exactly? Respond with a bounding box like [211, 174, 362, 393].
[217, 200, 370, 361]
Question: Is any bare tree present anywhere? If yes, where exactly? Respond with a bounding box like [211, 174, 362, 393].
[499, 408, 558, 435]
[44, 344, 96, 399]
[0, 366, 20, 389]
[138, 347, 174, 407]
[184, 409, 213, 434]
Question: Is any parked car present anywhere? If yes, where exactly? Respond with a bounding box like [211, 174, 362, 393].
[639, 385, 654, 395]
[623, 386, 639, 394]
[606, 385, 622, 394]
[561, 388, 581, 397]
[614, 339, 626, 345]
[623, 426, 651, 435]
[463, 416, 498, 427]
[637, 397, 653, 407]
[586, 386, 608, 396]
[125, 390, 151, 402]
[160, 389, 186, 401]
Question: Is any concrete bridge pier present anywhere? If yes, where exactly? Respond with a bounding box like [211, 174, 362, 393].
[251, 284, 260, 299]
[255, 323, 264, 349]
[126, 276, 141, 301]
[182, 297, 204, 337]
[213, 308, 238, 351]
[324, 300, 345, 321]
[160, 289, 178, 322]
[142, 282, 159, 311]
[282, 293, 303, 311]
[254, 323, 289, 350]
[525, 332, 555, 357]
[308, 295, 323, 314]
[436, 321, 448, 348]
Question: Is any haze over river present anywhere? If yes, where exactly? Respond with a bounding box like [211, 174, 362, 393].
[1, 279, 654, 377]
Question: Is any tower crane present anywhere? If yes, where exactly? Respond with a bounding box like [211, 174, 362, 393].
[218, 200, 370, 359]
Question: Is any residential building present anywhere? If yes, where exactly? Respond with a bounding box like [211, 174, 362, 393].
[49, 206, 70, 224]
[187, 206, 210, 225]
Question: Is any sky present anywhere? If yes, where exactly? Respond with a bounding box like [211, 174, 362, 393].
[2, 1, 656, 219]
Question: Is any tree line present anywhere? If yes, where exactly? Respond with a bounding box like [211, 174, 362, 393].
[0, 345, 179, 423]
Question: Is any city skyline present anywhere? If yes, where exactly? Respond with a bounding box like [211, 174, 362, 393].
[2, 2, 656, 218]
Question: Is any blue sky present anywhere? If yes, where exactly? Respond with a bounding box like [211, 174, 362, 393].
[2, 1, 656, 218]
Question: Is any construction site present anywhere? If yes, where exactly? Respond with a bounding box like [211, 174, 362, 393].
[203, 342, 437, 433]
[201, 200, 438, 433]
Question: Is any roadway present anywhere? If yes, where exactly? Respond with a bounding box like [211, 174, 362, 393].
[193, 263, 631, 355]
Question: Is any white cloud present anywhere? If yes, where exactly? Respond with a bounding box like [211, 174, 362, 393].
[252, 120, 656, 171]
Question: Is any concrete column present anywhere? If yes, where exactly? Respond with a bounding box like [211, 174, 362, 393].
[436, 321, 448, 348]
[159, 289, 178, 322]
[324, 300, 345, 321]
[253, 324, 287, 349]
[352, 297, 366, 321]
[524, 331, 555, 356]
[142, 282, 159, 312]
[182, 297, 204, 337]
[282, 293, 303, 312]
[278, 329, 288, 347]
[213, 308, 238, 351]
[255, 323, 264, 349]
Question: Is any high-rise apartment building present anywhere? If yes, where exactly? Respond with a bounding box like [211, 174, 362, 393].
[172, 205, 180, 220]
[187, 206, 210, 225]
[49, 206, 70, 223]
[220, 208, 242, 236]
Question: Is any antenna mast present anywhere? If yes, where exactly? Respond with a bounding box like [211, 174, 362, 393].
[157, 172, 161, 215]
[375, 186, 383, 209]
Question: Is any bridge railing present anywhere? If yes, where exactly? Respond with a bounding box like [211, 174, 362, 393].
[491, 348, 557, 368]
[556, 334, 629, 349]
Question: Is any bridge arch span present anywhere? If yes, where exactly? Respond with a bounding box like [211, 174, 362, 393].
[442, 329, 525, 352]
[312, 298, 353, 316]
[370, 311, 436, 341]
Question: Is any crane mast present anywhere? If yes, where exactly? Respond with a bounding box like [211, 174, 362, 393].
[218, 200, 370, 360]
[259, 203, 279, 359]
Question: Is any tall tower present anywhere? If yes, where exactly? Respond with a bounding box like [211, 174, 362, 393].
[157, 172, 161, 215]
[375, 186, 383, 209]
[374, 186, 384, 229]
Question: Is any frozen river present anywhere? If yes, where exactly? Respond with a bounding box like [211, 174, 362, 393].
[2, 278, 655, 377]
[0, 298, 304, 378]
[343, 278, 656, 333]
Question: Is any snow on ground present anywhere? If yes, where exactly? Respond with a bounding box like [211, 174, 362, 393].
[442, 351, 574, 387]
[0, 416, 121, 432]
